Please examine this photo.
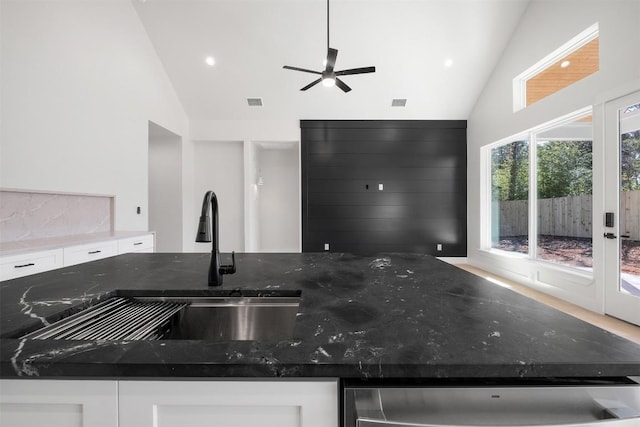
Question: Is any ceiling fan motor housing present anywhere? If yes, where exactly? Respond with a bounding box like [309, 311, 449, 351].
[322, 70, 335, 80]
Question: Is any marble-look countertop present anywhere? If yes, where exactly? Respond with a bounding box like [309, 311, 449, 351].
[0, 231, 154, 256]
[1, 253, 639, 379]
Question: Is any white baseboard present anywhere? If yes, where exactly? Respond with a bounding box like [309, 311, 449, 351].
[436, 256, 468, 265]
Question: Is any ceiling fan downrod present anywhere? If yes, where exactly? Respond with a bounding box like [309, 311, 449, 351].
[327, 0, 330, 52]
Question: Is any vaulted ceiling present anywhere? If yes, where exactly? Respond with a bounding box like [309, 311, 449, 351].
[132, 0, 530, 121]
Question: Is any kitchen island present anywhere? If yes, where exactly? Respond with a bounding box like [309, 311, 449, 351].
[1, 252, 639, 379]
[2, 252, 640, 426]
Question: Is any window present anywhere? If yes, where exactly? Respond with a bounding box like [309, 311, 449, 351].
[514, 24, 599, 111]
[535, 117, 593, 269]
[485, 108, 593, 272]
[490, 139, 529, 254]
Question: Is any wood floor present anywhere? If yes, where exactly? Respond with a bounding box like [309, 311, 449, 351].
[458, 264, 640, 345]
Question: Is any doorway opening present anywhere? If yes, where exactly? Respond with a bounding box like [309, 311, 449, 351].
[148, 122, 183, 252]
[245, 141, 300, 253]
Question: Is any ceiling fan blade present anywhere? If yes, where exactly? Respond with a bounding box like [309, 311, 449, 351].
[335, 77, 352, 93]
[325, 48, 338, 72]
[301, 78, 322, 91]
[283, 65, 322, 75]
[335, 66, 376, 76]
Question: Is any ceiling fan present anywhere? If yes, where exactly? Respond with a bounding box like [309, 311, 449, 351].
[283, 0, 375, 93]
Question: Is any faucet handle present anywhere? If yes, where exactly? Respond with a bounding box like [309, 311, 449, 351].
[220, 251, 236, 275]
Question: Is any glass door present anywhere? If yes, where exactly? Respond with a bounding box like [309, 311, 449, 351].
[604, 91, 640, 325]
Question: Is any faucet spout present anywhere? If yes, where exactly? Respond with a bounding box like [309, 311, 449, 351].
[196, 191, 236, 286]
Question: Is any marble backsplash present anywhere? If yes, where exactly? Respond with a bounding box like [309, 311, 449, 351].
[0, 189, 113, 242]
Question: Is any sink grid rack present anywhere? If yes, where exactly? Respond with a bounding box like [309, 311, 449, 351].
[22, 297, 188, 341]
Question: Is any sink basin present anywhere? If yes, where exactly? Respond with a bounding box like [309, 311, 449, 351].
[136, 295, 301, 341]
[21, 291, 302, 342]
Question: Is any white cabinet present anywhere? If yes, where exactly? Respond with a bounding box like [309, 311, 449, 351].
[119, 380, 338, 427]
[0, 379, 118, 427]
[0, 249, 64, 281]
[1, 234, 155, 281]
[0, 379, 338, 427]
[63, 240, 118, 267]
[117, 234, 154, 254]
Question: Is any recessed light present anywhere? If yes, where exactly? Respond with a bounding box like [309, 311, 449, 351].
[560, 60, 570, 68]
[205, 56, 215, 67]
[444, 58, 454, 67]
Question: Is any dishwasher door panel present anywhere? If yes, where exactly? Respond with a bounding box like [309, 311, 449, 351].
[346, 385, 640, 427]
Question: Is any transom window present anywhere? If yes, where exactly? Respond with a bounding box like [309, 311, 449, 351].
[514, 24, 599, 111]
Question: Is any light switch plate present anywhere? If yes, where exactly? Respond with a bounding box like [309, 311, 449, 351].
[378, 183, 383, 191]
[324, 243, 329, 251]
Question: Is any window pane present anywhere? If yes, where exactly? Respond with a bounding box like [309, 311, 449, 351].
[491, 140, 529, 253]
[536, 117, 593, 269]
[620, 103, 640, 295]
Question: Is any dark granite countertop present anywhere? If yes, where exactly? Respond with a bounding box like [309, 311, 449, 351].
[1, 252, 639, 379]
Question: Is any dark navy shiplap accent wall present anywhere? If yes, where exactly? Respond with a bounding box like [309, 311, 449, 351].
[301, 120, 467, 256]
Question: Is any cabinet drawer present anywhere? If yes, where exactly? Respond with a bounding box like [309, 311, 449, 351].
[118, 234, 154, 254]
[0, 249, 64, 281]
[63, 241, 118, 267]
[1, 379, 118, 427]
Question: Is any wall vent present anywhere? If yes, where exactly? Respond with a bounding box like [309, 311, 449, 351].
[247, 98, 263, 107]
[391, 98, 407, 107]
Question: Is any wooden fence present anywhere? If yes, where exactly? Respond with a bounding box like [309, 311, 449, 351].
[497, 190, 640, 240]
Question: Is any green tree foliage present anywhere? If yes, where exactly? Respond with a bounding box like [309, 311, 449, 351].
[491, 130, 640, 201]
[537, 140, 592, 198]
[621, 130, 640, 191]
[491, 140, 529, 201]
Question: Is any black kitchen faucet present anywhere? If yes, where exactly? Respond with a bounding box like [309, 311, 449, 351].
[196, 190, 236, 286]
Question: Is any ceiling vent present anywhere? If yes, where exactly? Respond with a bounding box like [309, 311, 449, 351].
[247, 98, 263, 107]
[391, 98, 407, 107]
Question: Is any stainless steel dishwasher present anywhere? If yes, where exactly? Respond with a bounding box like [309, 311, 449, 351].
[343, 377, 640, 426]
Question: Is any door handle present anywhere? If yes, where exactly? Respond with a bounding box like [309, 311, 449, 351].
[604, 233, 617, 239]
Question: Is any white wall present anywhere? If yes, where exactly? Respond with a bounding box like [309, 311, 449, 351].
[148, 124, 183, 252]
[0, 0, 188, 231]
[189, 141, 245, 253]
[467, 0, 640, 311]
[244, 141, 260, 252]
[190, 119, 299, 142]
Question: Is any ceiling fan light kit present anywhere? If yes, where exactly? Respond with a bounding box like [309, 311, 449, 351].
[283, 0, 375, 93]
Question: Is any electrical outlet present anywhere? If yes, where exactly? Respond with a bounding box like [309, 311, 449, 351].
[324, 243, 329, 251]
[437, 243, 443, 251]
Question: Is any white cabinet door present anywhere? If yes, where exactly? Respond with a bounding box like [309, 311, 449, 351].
[117, 234, 155, 254]
[0, 249, 64, 281]
[119, 380, 338, 427]
[63, 241, 118, 267]
[0, 379, 118, 427]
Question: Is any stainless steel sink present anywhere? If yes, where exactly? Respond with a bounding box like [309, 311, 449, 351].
[21, 293, 301, 342]
[137, 295, 301, 341]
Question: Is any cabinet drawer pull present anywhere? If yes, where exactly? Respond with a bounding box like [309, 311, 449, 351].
[88, 250, 102, 255]
[133, 242, 143, 246]
[14, 263, 35, 268]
